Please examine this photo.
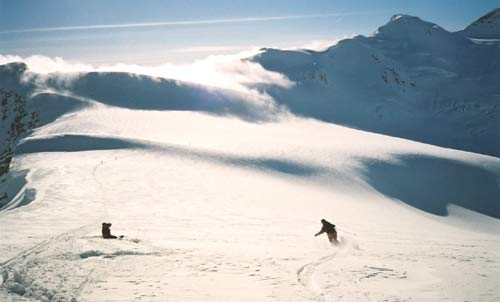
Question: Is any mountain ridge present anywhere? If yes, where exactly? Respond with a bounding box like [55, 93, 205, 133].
[462, 7, 500, 38]
[1, 8, 499, 158]
[252, 8, 500, 157]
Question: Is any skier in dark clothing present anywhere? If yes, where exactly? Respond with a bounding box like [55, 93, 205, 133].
[102, 222, 123, 239]
[315, 219, 338, 243]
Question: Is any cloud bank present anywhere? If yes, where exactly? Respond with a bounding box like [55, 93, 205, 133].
[0, 50, 298, 121]
[0, 49, 293, 93]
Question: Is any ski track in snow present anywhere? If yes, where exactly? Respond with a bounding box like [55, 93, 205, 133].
[2, 132, 499, 301]
[0, 162, 119, 302]
[92, 161, 113, 223]
[1, 236, 151, 302]
[1, 155, 301, 302]
[297, 237, 360, 302]
[0, 86, 499, 301]
[297, 252, 337, 302]
[1, 225, 95, 302]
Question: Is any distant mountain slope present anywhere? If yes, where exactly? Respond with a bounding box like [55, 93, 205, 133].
[252, 10, 500, 157]
[0, 62, 280, 123]
[1, 8, 499, 158]
[462, 7, 500, 39]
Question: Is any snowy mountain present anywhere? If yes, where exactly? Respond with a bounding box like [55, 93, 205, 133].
[1, 10, 500, 158]
[1, 8, 500, 302]
[252, 11, 500, 158]
[462, 7, 500, 39]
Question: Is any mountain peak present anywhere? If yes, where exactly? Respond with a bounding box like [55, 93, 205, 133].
[462, 7, 500, 39]
[472, 7, 500, 25]
[373, 14, 449, 41]
[389, 14, 417, 22]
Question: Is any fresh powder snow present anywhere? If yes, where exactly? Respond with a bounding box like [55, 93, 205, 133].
[1, 7, 500, 302]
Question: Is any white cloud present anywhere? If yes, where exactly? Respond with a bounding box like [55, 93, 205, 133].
[283, 35, 355, 51]
[0, 49, 293, 93]
[0, 54, 93, 73]
[0, 50, 296, 121]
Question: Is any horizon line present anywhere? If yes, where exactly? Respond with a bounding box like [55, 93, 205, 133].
[0, 11, 390, 35]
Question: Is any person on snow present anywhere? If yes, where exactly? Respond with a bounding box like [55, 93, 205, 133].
[101, 222, 123, 239]
[315, 219, 338, 243]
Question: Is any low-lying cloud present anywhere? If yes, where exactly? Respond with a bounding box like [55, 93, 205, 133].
[0, 49, 293, 92]
[0, 50, 297, 121]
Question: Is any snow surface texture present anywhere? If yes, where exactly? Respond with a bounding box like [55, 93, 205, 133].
[1, 106, 500, 302]
[1, 8, 500, 302]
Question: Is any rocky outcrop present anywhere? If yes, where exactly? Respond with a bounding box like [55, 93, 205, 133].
[0, 89, 38, 208]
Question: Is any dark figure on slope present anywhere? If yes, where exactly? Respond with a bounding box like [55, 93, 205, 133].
[102, 222, 123, 239]
[315, 219, 338, 244]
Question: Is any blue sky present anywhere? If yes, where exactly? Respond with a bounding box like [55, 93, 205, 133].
[0, 0, 498, 64]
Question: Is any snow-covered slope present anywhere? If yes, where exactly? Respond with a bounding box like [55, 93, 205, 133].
[1, 8, 500, 302]
[462, 7, 500, 39]
[253, 12, 500, 158]
[1, 104, 499, 302]
[2, 10, 500, 158]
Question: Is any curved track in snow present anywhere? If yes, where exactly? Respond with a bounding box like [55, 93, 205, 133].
[0, 162, 114, 301]
[297, 251, 338, 302]
[296, 237, 362, 302]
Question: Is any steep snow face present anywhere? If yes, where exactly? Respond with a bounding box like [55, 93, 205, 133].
[253, 13, 500, 158]
[462, 7, 500, 39]
[0, 84, 39, 212]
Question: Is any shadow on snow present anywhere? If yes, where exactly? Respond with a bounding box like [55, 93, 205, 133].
[16, 135, 500, 219]
[361, 155, 500, 219]
[16, 134, 326, 177]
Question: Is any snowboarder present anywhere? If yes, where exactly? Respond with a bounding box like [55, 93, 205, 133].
[101, 222, 123, 239]
[315, 219, 338, 244]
